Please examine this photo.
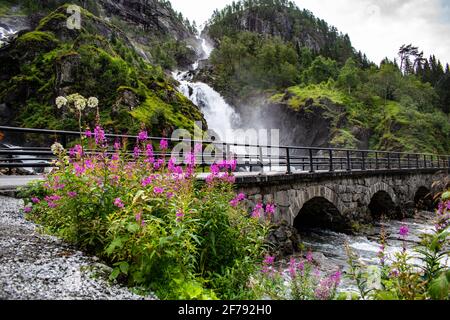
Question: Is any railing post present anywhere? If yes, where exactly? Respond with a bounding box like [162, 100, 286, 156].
[424, 155, 427, 169]
[398, 153, 401, 169]
[375, 152, 379, 170]
[309, 149, 314, 173]
[346, 150, 351, 172]
[448, 156, 450, 169]
[416, 154, 419, 169]
[259, 145, 264, 171]
[61, 133, 67, 148]
[387, 153, 391, 170]
[407, 154, 410, 169]
[361, 151, 366, 171]
[329, 149, 334, 172]
[286, 147, 291, 174]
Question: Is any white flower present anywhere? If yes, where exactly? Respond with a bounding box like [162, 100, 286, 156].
[74, 97, 86, 111]
[87, 97, 99, 109]
[51, 142, 64, 155]
[55, 96, 67, 109]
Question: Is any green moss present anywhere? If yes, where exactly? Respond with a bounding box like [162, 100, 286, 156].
[271, 83, 348, 110]
[16, 31, 58, 46]
[36, 12, 68, 30]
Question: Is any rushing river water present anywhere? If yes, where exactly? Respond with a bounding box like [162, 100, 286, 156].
[285, 210, 448, 292]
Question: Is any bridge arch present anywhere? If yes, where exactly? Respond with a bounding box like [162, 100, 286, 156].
[365, 182, 398, 219]
[292, 186, 348, 232]
[414, 186, 433, 210]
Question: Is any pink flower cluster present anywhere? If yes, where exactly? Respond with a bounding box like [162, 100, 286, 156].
[314, 270, 342, 300]
[114, 198, 124, 208]
[435, 199, 450, 231]
[69, 144, 83, 158]
[261, 255, 276, 275]
[251, 202, 276, 219]
[45, 195, 62, 208]
[230, 193, 246, 207]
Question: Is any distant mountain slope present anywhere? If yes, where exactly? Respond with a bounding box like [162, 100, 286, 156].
[204, 0, 370, 66]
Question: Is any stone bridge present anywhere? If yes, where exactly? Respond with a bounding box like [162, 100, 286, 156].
[235, 169, 448, 232]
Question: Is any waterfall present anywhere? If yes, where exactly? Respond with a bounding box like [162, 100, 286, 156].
[0, 27, 15, 47]
[173, 37, 240, 142]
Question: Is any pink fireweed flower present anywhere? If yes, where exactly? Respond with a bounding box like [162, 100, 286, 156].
[133, 146, 140, 158]
[153, 187, 164, 194]
[138, 130, 148, 141]
[330, 270, 342, 286]
[45, 195, 61, 202]
[438, 202, 444, 215]
[111, 153, 119, 161]
[85, 159, 94, 170]
[168, 158, 183, 175]
[176, 209, 185, 222]
[194, 143, 203, 154]
[390, 269, 399, 277]
[210, 163, 220, 175]
[84, 130, 93, 138]
[94, 126, 106, 145]
[265, 203, 276, 215]
[153, 158, 164, 170]
[306, 251, 314, 263]
[67, 191, 77, 198]
[185, 152, 196, 167]
[47, 201, 57, 208]
[114, 141, 121, 150]
[229, 193, 246, 207]
[141, 176, 154, 187]
[114, 198, 124, 208]
[263, 255, 275, 265]
[288, 258, 297, 278]
[314, 277, 333, 300]
[145, 144, 155, 163]
[135, 212, 142, 224]
[167, 192, 174, 199]
[229, 159, 237, 171]
[252, 203, 264, 218]
[159, 139, 168, 151]
[399, 225, 409, 238]
[31, 197, 40, 204]
[73, 163, 85, 176]
[24, 206, 32, 213]
[69, 145, 83, 158]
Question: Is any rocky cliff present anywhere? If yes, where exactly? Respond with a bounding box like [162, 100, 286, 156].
[0, 0, 202, 68]
[0, 4, 206, 135]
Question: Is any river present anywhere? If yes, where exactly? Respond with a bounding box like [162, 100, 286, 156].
[284, 210, 447, 292]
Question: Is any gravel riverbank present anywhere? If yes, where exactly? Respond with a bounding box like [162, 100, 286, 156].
[0, 196, 155, 300]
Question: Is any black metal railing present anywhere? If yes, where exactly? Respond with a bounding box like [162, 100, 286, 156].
[0, 126, 449, 174]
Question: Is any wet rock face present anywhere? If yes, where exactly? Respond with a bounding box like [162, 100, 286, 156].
[99, 0, 191, 41]
[55, 53, 81, 95]
[113, 89, 140, 112]
[267, 221, 302, 257]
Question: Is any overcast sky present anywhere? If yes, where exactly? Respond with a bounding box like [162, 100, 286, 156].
[169, 0, 450, 66]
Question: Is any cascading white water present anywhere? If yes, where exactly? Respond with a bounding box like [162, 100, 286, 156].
[173, 36, 240, 142]
[0, 27, 14, 47]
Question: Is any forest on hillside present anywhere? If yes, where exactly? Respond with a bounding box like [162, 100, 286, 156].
[203, 0, 450, 152]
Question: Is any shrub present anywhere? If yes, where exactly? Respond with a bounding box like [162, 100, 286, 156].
[23, 126, 269, 299]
